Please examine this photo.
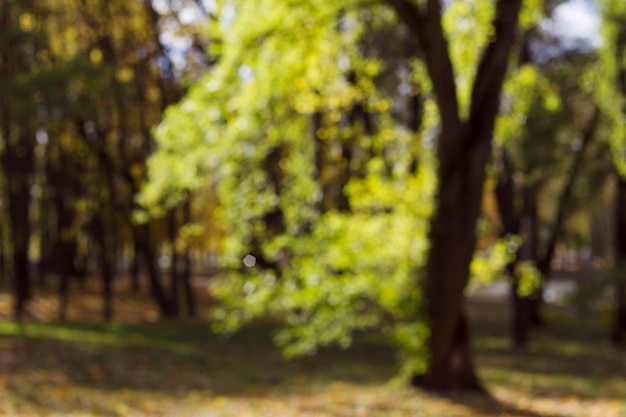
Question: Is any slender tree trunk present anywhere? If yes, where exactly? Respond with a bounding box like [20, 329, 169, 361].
[167, 209, 180, 318]
[50, 147, 78, 321]
[3, 134, 35, 320]
[93, 212, 114, 321]
[611, 176, 626, 346]
[182, 197, 196, 317]
[57, 254, 70, 321]
[131, 237, 142, 292]
[494, 149, 532, 347]
[38, 192, 50, 288]
[532, 105, 600, 326]
[511, 187, 539, 348]
[182, 249, 194, 317]
[510, 267, 530, 348]
[56, 199, 74, 321]
[138, 223, 172, 317]
[0, 240, 5, 284]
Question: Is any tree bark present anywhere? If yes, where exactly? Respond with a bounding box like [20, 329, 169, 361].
[611, 176, 626, 346]
[411, 308, 481, 391]
[414, 124, 492, 392]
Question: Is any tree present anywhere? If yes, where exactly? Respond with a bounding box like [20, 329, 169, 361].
[145, 0, 533, 392]
[597, 0, 626, 345]
[494, 49, 602, 348]
[0, 0, 48, 319]
[0, 0, 201, 320]
[387, 0, 528, 390]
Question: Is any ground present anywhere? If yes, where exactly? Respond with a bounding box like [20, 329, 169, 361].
[0, 277, 624, 416]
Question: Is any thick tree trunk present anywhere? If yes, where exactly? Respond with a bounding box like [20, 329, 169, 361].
[387, 0, 522, 393]
[413, 125, 491, 392]
[413, 308, 483, 392]
[611, 176, 626, 346]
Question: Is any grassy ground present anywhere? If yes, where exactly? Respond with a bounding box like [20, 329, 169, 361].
[0, 280, 625, 416]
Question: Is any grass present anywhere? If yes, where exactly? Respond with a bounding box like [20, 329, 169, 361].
[0, 280, 625, 416]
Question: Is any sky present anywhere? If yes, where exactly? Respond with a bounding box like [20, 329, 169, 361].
[550, 0, 601, 47]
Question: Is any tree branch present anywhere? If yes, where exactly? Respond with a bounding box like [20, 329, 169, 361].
[385, 0, 459, 129]
[539, 104, 600, 276]
[468, 0, 523, 139]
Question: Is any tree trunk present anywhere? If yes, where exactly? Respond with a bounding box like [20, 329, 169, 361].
[37, 192, 50, 288]
[182, 197, 196, 317]
[511, 186, 540, 348]
[511, 278, 531, 348]
[139, 223, 172, 318]
[131, 237, 142, 292]
[93, 212, 114, 321]
[0, 240, 5, 284]
[412, 308, 483, 392]
[167, 209, 180, 318]
[533, 105, 599, 326]
[56, 200, 74, 321]
[413, 125, 491, 392]
[3, 134, 35, 320]
[611, 176, 626, 346]
[387, 0, 522, 392]
[494, 150, 535, 347]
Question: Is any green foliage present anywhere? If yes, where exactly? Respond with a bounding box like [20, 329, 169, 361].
[597, 0, 626, 174]
[143, 0, 546, 375]
[443, 0, 495, 117]
[144, 0, 436, 368]
[495, 64, 561, 150]
[514, 260, 542, 297]
[212, 161, 434, 369]
[469, 236, 519, 290]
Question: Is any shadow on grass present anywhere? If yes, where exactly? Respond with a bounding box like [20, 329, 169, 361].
[0, 320, 396, 395]
[424, 392, 567, 417]
[1, 304, 624, 416]
[470, 305, 626, 404]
